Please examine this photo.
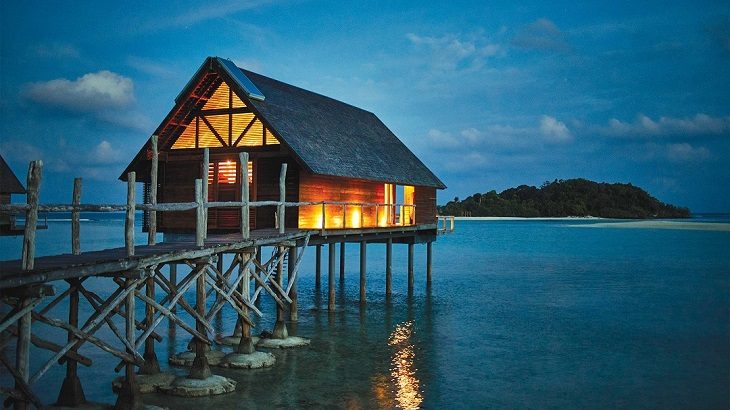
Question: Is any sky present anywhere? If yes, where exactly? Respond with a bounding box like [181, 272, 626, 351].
[1, 1, 729, 212]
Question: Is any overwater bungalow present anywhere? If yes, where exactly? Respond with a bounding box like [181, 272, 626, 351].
[121, 57, 445, 241]
[0, 154, 26, 235]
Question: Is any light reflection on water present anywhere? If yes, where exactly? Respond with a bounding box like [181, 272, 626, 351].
[387, 320, 423, 409]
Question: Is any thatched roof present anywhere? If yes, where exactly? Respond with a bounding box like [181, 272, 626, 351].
[122, 57, 445, 189]
[0, 154, 25, 194]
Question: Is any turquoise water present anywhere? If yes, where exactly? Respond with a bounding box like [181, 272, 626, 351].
[1, 217, 729, 408]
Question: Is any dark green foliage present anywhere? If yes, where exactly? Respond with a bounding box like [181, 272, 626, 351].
[438, 178, 690, 219]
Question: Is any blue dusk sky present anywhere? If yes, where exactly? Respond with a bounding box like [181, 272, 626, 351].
[1, 1, 729, 212]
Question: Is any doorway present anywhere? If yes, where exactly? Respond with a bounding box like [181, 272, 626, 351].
[207, 158, 255, 231]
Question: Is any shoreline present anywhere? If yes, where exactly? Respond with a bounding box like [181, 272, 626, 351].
[452, 216, 605, 221]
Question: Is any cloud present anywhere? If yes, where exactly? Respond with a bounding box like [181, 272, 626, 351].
[126, 56, 178, 79]
[597, 114, 730, 138]
[24, 71, 134, 112]
[144, 0, 277, 30]
[666, 143, 711, 163]
[539, 115, 572, 143]
[512, 18, 569, 51]
[406, 32, 501, 72]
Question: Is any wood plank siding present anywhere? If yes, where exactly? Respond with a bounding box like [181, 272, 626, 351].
[254, 157, 298, 229]
[414, 186, 437, 225]
[298, 174, 384, 229]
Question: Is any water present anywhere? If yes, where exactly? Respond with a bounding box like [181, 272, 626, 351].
[1, 217, 728, 408]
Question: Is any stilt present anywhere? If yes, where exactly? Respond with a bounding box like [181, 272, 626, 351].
[426, 241, 433, 286]
[328, 243, 335, 311]
[385, 239, 392, 298]
[56, 284, 86, 406]
[14, 297, 31, 410]
[141, 270, 160, 375]
[359, 241, 366, 304]
[315, 244, 322, 288]
[169, 264, 177, 314]
[339, 242, 346, 281]
[272, 246, 288, 339]
[288, 246, 298, 322]
[408, 243, 414, 294]
[189, 261, 211, 379]
[236, 253, 255, 354]
[254, 246, 262, 301]
[114, 278, 142, 409]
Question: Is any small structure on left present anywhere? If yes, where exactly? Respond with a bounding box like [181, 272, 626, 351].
[0, 154, 27, 236]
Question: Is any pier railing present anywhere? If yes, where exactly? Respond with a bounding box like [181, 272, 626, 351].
[436, 215, 455, 234]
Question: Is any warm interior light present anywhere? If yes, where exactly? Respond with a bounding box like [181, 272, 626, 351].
[350, 207, 361, 228]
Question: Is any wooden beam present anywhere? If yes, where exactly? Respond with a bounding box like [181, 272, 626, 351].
[232, 116, 257, 147]
[189, 259, 212, 379]
[195, 107, 252, 116]
[72, 177, 82, 255]
[240, 152, 249, 240]
[360, 241, 366, 305]
[339, 242, 345, 281]
[328, 243, 335, 311]
[386, 239, 392, 298]
[278, 163, 287, 234]
[14, 297, 32, 410]
[22, 160, 42, 271]
[315, 244, 322, 288]
[202, 148, 210, 238]
[195, 179, 204, 247]
[272, 246, 288, 339]
[408, 243, 414, 294]
[125, 172, 135, 257]
[148, 135, 158, 245]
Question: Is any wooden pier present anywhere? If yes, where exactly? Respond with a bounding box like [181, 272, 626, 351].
[0, 151, 437, 409]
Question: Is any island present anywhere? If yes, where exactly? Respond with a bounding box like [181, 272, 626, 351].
[438, 179, 690, 219]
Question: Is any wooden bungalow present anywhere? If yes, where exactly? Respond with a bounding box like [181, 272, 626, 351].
[0, 154, 26, 235]
[121, 57, 445, 239]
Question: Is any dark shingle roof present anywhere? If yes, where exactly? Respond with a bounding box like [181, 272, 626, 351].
[0, 154, 25, 194]
[240, 69, 445, 189]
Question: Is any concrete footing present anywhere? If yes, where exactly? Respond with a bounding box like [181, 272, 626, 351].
[160, 375, 236, 397]
[216, 335, 260, 346]
[220, 351, 276, 369]
[256, 336, 310, 349]
[112, 372, 177, 394]
[169, 350, 226, 367]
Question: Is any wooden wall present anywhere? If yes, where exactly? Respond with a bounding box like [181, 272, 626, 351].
[299, 174, 384, 229]
[158, 160, 197, 231]
[255, 157, 298, 229]
[414, 186, 437, 225]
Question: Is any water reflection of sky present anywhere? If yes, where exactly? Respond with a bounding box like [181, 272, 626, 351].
[386, 320, 423, 409]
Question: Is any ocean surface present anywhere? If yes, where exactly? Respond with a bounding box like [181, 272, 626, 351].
[1, 215, 729, 409]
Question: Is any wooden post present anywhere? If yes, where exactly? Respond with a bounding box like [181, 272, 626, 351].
[21, 160, 42, 271]
[328, 243, 335, 311]
[239, 152, 249, 240]
[189, 260, 211, 379]
[359, 241, 366, 304]
[125, 172, 135, 257]
[315, 244, 322, 288]
[408, 243, 414, 293]
[56, 284, 86, 406]
[202, 148, 209, 238]
[71, 178, 82, 255]
[254, 246, 262, 300]
[321, 202, 326, 234]
[195, 179, 204, 247]
[236, 253, 255, 354]
[169, 264, 177, 314]
[426, 241, 433, 286]
[342, 204, 346, 228]
[385, 239, 392, 298]
[141, 269, 160, 375]
[278, 163, 287, 234]
[288, 246, 298, 321]
[14, 297, 32, 410]
[339, 242, 346, 281]
[148, 135, 158, 245]
[272, 246, 288, 339]
[114, 278, 141, 408]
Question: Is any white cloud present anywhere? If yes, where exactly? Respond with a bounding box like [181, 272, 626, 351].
[143, 0, 277, 30]
[599, 113, 730, 138]
[539, 115, 572, 142]
[407, 32, 502, 72]
[24, 71, 134, 112]
[512, 18, 569, 51]
[666, 143, 710, 163]
[126, 56, 177, 79]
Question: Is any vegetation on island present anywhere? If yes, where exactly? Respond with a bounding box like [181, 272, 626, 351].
[438, 178, 690, 219]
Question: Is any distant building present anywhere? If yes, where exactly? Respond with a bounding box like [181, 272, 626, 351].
[0, 154, 26, 235]
[121, 57, 444, 234]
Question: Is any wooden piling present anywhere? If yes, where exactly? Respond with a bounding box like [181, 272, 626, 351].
[141, 268, 160, 375]
[195, 179, 204, 247]
[288, 246, 298, 321]
[71, 178, 81, 255]
[339, 242, 346, 281]
[328, 243, 335, 311]
[148, 135, 158, 245]
[278, 163, 287, 234]
[169, 264, 177, 314]
[315, 244, 322, 288]
[55, 284, 86, 406]
[22, 160, 42, 271]
[125, 172, 135, 257]
[359, 241, 366, 304]
[14, 297, 32, 410]
[272, 246, 288, 338]
[189, 260, 211, 379]
[408, 243, 414, 293]
[239, 152, 249, 240]
[114, 278, 141, 408]
[236, 253, 255, 354]
[426, 241, 433, 286]
[385, 239, 392, 297]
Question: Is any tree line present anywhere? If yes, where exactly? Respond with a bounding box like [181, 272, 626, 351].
[438, 179, 690, 219]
